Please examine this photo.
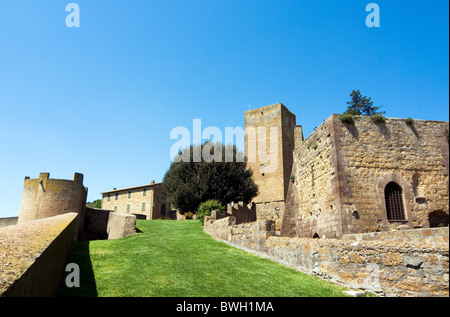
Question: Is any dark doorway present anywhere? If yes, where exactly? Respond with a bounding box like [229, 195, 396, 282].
[428, 210, 449, 228]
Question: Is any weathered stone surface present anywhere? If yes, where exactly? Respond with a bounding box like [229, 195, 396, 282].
[289, 114, 448, 238]
[0, 213, 78, 296]
[106, 212, 136, 239]
[205, 218, 449, 297]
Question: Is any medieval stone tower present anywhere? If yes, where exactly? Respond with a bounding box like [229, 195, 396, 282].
[18, 172, 88, 238]
[244, 103, 302, 230]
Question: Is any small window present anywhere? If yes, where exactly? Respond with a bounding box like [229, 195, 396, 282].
[385, 182, 406, 221]
[107, 194, 111, 202]
[142, 202, 146, 211]
[127, 204, 131, 213]
[143, 188, 147, 196]
[114, 206, 117, 212]
[161, 204, 166, 216]
[115, 193, 119, 201]
[128, 191, 132, 198]
[162, 192, 167, 199]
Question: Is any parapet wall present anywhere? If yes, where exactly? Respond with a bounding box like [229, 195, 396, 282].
[107, 212, 137, 240]
[0, 217, 18, 228]
[0, 213, 78, 297]
[81, 208, 136, 240]
[343, 227, 449, 245]
[204, 217, 449, 297]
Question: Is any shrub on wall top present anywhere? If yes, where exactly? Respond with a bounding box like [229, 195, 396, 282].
[339, 113, 356, 124]
[370, 113, 386, 123]
[197, 200, 224, 222]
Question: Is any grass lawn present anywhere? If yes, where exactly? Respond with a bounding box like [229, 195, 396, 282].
[57, 220, 349, 297]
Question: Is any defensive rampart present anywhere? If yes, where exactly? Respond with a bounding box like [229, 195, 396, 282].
[0, 213, 78, 297]
[0, 217, 18, 228]
[204, 216, 449, 297]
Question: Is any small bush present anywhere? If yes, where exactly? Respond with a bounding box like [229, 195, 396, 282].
[184, 212, 194, 220]
[339, 113, 356, 124]
[371, 113, 386, 123]
[405, 117, 414, 125]
[197, 200, 224, 222]
[290, 174, 295, 183]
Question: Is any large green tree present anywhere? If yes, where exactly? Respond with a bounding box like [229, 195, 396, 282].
[344, 90, 385, 116]
[163, 142, 258, 214]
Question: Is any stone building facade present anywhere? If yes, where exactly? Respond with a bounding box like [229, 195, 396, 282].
[101, 181, 176, 220]
[244, 104, 449, 239]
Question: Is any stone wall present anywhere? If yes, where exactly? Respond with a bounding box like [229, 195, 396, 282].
[290, 115, 449, 238]
[18, 173, 87, 240]
[343, 227, 449, 245]
[81, 208, 136, 240]
[0, 217, 18, 228]
[335, 116, 449, 233]
[204, 216, 275, 252]
[204, 217, 449, 297]
[226, 202, 257, 224]
[0, 213, 78, 297]
[107, 212, 136, 240]
[81, 207, 110, 240]
[291, 115, 342, 238]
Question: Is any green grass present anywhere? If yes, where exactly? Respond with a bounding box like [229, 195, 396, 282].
[57, 220, 349, 297]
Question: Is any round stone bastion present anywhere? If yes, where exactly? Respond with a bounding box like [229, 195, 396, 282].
[18, 172, 87, 232]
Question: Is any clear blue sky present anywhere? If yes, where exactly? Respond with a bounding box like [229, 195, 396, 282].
[0, 0, 448, 217]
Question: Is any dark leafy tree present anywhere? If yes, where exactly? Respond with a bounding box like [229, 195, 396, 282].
[86, 199, 102, 209]
[345, 90, 385, 116]
[163, 142, 258, 214]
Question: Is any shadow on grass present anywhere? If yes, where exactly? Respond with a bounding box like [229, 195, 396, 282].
[55, 241, 98, 297]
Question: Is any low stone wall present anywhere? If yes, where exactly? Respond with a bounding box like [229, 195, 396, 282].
[107, 212, 136, 240]
[0, 217, 18, 228]
[81, 208, 136, 240]
[204, 216, 275, 251]
[0, 213, 78, 297]
[343, 227, 449, 245]
[81, 208, 111, 240]
[204, 217, 449, 297]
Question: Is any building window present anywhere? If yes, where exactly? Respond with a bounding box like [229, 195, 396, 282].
[142, 202, 146, 211]
[162, 192, 167, 199]
[127, 204, 131, 213]
[114, 206, 117, 212]
[143, 188, 147, 196]
[107, 194, 111, 202]
[128, 191, 132, 198]
[115, 193, 119, 200]
[385, 182, 406, 221]
[161, 204, 166, 216]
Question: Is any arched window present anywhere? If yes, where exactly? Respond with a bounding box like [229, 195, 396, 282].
[384, 182, 406, 221]
[161, 204, 166, 216]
